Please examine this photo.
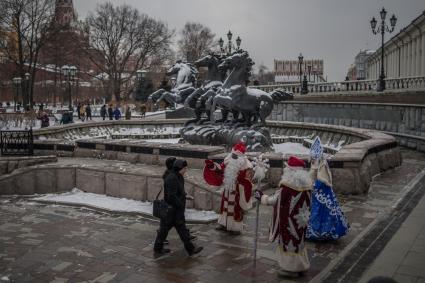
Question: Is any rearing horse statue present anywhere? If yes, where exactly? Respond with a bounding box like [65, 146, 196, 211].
[212, 50, 274, 126]
[147, 61, 198, 108]
[184, 53, 226, 124]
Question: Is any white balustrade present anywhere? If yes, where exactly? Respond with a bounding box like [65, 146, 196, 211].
[255, 76, 425, 94]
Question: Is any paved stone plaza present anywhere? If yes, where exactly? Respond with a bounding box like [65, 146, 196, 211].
[0, 149, 424, 283]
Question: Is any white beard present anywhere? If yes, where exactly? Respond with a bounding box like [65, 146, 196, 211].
[223, 155, 247, 191]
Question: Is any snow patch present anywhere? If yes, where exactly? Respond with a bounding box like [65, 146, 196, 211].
[273, 142, 310, 155]
[32, 188, 218, 222]
[142, 138, 181, 144]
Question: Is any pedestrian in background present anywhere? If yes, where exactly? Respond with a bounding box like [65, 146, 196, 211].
[76, 103, 81, 120]
[113, 106, 121, 120]
[79, 104, 86, 121]
[140, 104, 146, 118]
[100, 104, 107, 120]
[154, 159, 203, 256]
[125, 105, 131, 120]
[108, 104, 113, 120]
[85, 104, 92, 121]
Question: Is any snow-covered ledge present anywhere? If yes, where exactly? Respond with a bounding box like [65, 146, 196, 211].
[0, 158, 223, 221]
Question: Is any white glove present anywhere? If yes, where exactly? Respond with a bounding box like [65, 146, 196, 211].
[253, 166, 266, 181]
[252, 154, 269, 182]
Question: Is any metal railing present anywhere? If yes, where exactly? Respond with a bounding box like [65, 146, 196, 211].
[0, 128, 34, 156]
[255, 76, 425, 94]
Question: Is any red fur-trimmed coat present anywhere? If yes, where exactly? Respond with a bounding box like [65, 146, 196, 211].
[204, 161, 253, 222]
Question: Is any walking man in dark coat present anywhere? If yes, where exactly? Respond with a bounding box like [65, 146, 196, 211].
[107, 104, 113, 120]
[100, 104, 107, 120]
[85, 104, 92, 120]
[154, 159, 203, 256]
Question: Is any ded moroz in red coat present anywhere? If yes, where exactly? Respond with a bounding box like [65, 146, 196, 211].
[203, 145, 253, 232]
[260, 156, 315, 273]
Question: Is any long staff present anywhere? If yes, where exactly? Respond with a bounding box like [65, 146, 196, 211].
[253, 179, 261, 268]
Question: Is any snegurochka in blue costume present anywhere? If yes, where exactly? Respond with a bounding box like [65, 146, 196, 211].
[306, 158, 349, 241]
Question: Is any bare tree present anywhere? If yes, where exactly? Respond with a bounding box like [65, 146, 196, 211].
[178, 22, 216, 63]
[84, 2, 174, 102]
[0, 0, 57, 108]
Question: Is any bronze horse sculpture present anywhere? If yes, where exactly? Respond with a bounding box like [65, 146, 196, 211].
[147, 61, 198, 108]
[211, 50, 274, 126]
[184, 53, 226, 124]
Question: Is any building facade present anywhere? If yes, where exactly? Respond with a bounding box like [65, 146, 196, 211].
[355, 50, 374, 80]
[367, 11, 425, 79]
[274, 59, 324, 82]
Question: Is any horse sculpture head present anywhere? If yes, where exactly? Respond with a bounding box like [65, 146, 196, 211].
[195, 54, 219, 68]
[195, 53, 226, 82]
[166, 61, 198, 88]
[218, 50, 254, 72]
[218, 50, 254, 86]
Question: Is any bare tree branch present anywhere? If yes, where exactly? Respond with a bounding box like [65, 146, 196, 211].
[178, 22, 216, 62]
[82, 2, 173, 101]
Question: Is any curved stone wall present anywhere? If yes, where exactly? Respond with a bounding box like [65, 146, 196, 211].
[25, 119, 402, 195]
[271, 102, 425, 151]
[0, 160, 222, 214]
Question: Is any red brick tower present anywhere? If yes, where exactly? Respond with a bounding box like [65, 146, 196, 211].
[54, 0, 76, 26]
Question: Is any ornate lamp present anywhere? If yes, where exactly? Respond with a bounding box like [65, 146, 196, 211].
[236, 36, 241, 49]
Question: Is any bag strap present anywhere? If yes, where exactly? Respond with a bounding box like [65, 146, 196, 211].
[155, 186, 164, 199]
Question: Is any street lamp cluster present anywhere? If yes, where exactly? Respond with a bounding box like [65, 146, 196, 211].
[136, 69, 147, 102]
[370, 7, 397, 92]
[61, 65, 77, 109]
[298, 53, 309, 94]
[218, 31, 242, 55]
[12, 73, 30, 111]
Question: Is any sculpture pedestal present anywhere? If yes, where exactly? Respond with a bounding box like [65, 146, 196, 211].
[180, 123, 273, 152]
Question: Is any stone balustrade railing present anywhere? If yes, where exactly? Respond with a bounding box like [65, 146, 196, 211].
[255, 75, 425, 94]
[271, 102, 425, 152]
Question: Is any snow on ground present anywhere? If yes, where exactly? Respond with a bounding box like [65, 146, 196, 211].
[32, 188, 218, 222]
[142, 138, 181, 144]
[112, 126, 181, 136]
[273, 142, 310, 155]
[0, 107, 165, 130]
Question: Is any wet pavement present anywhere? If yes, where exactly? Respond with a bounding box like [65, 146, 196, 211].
[1, 150, 425, 283]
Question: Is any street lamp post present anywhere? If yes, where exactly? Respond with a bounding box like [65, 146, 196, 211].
[136, 69, 147, 102]
[298, 53, 308, 94]
[371, 7, 397, 92]
[62, 65, 77, 109]
[24, 72, 30, 110]
[12, 77, 22, 112]
[219, 30, 242, 56]
[298, 53, 303, 90]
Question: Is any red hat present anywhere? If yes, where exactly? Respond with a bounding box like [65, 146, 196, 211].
[287, 156, 306, 168]
[232, 142, 246, 155]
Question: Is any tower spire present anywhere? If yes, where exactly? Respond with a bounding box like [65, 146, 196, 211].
[54, 0, 76, 26]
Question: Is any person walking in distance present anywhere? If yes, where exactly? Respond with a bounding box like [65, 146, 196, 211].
[76, 103, 81, 120]
[85, 103, 92, 121]
[113, 106, 121, 120]
[125, 105, 131, 120]
[108, 104, 113, 120]
[154, 159, 203, 256]
[100, 104, 107, 120]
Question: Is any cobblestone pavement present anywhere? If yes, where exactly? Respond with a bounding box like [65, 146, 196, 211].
[1, 151, 425, 283]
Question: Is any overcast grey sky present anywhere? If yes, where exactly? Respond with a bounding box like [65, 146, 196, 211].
[74, 0, 424, 81]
